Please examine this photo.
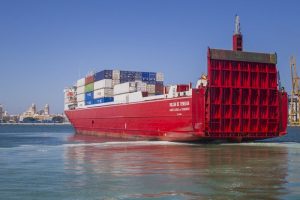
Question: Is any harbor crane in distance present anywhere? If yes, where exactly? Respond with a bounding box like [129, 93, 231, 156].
[289, 56, 300, 126]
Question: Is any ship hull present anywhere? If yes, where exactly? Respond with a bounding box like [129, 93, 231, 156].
[65, 96, 207, 142]
[65, 45, 289, 142]
[65, 88, 288, 142]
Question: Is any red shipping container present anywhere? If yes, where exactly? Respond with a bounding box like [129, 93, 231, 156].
[155, 84, 164, 95]
[85, 75, 94, 85]
[142, 91, 148, 97]
[176, 84, 189, 92]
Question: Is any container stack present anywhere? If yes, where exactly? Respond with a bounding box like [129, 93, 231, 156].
[64, 87, 76, 104]
[114, 82, 137, 95]
[156, 72, 164, 95]
[136, 81, 147, 92]
[93, 71, 114, 104]
[82, 70, 115, 106]
[120, 71, 141, 83]
[74, 69, 164, 107]
[84, 74, 95, 105]
[64, 87, 77, 110]
[112, 70, 121, 87]
[76, 78, 86, 108]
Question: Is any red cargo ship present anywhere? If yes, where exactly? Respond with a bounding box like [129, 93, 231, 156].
[65, 16, 288, 142]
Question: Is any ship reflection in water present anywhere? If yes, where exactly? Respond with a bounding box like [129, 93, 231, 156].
[64, 135, 290, 199]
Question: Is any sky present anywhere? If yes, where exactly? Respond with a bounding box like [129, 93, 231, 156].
[0, 0, 300, 114]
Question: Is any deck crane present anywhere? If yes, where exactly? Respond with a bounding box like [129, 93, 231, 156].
[289, 56, 300, 126]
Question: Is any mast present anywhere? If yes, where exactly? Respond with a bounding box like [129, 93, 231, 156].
[233, 15, 243, 51]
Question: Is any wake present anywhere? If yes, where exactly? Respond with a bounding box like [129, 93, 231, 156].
[223, 142, 300, 149]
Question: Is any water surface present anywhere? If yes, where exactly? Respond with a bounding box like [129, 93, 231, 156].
[0, 124, 300, 199]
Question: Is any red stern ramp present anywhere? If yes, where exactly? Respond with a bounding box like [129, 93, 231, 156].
[206, 49, 287, 141]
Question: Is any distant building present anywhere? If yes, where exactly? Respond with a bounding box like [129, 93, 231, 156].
[21, 103, 37, 117]
[8, 115, 19, 123]
[31, 103, 36, 115]
[1, 110, 10, 123]
[44, 104, 49, 115]
[3, 111, 9, 117]
[37, 109, 44, 115]
[19, 103, 54, 122]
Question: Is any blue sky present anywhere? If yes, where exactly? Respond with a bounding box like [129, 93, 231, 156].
[0, 0, 299, 114]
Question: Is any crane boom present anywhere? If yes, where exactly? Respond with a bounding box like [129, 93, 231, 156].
[289, 56, 300, 126]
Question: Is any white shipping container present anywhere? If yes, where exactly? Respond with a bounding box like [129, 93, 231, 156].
[77, 93, 85, 102]
[167, 85, 177, 98]
[136, 81, 147, 92]
[114, 82, 137, 95]
[112, 79, 120, 87]
[93, 88, 114, 98]
[128, 91, 143, 103]
[76, 86, 85, 94]
[146, 84, 156, 94]
[112, 70, 120, 80]
[114, 93, 129, 103]
[143, 95, 165, 101]
[77, 78, 85, 87]
[156, 72, 164, 82]
[137, 86, 147, 92]
[77, 101, 85, 108]
[94, 79, 113, 90]
[136, 81, 146, 86]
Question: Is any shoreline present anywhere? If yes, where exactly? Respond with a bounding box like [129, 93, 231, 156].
[0, 123, 71, 126]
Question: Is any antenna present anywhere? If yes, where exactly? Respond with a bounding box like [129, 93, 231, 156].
[233, 15, 243, 51]
[234, 15, 241, 35]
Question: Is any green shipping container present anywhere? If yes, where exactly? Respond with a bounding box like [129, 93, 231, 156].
[85, 83, 94, 93]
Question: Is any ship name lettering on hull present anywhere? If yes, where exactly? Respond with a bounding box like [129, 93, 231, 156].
[169, 101, 190, 112]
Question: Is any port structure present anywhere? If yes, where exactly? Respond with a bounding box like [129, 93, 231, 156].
[289, 56, 300, 126]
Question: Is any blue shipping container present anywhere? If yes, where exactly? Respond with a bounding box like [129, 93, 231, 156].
[85, 100, 93, 105]
[85, 91, 94, 100]
[134, 72, 142, 80]
[120, 71, 129, 78]
[142, 72, 149, 81]
[156, 81, 164, 86]
[94, 97, 114, 104]
[147, 80, 157, 85]
[142, 72, 149, 78]
[94, 70, 112, 81]
[127, 71, 135, 76]
[120, 71, 137, 79]
[149, 72, 156, 81]
[120, 79, 129, 83]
